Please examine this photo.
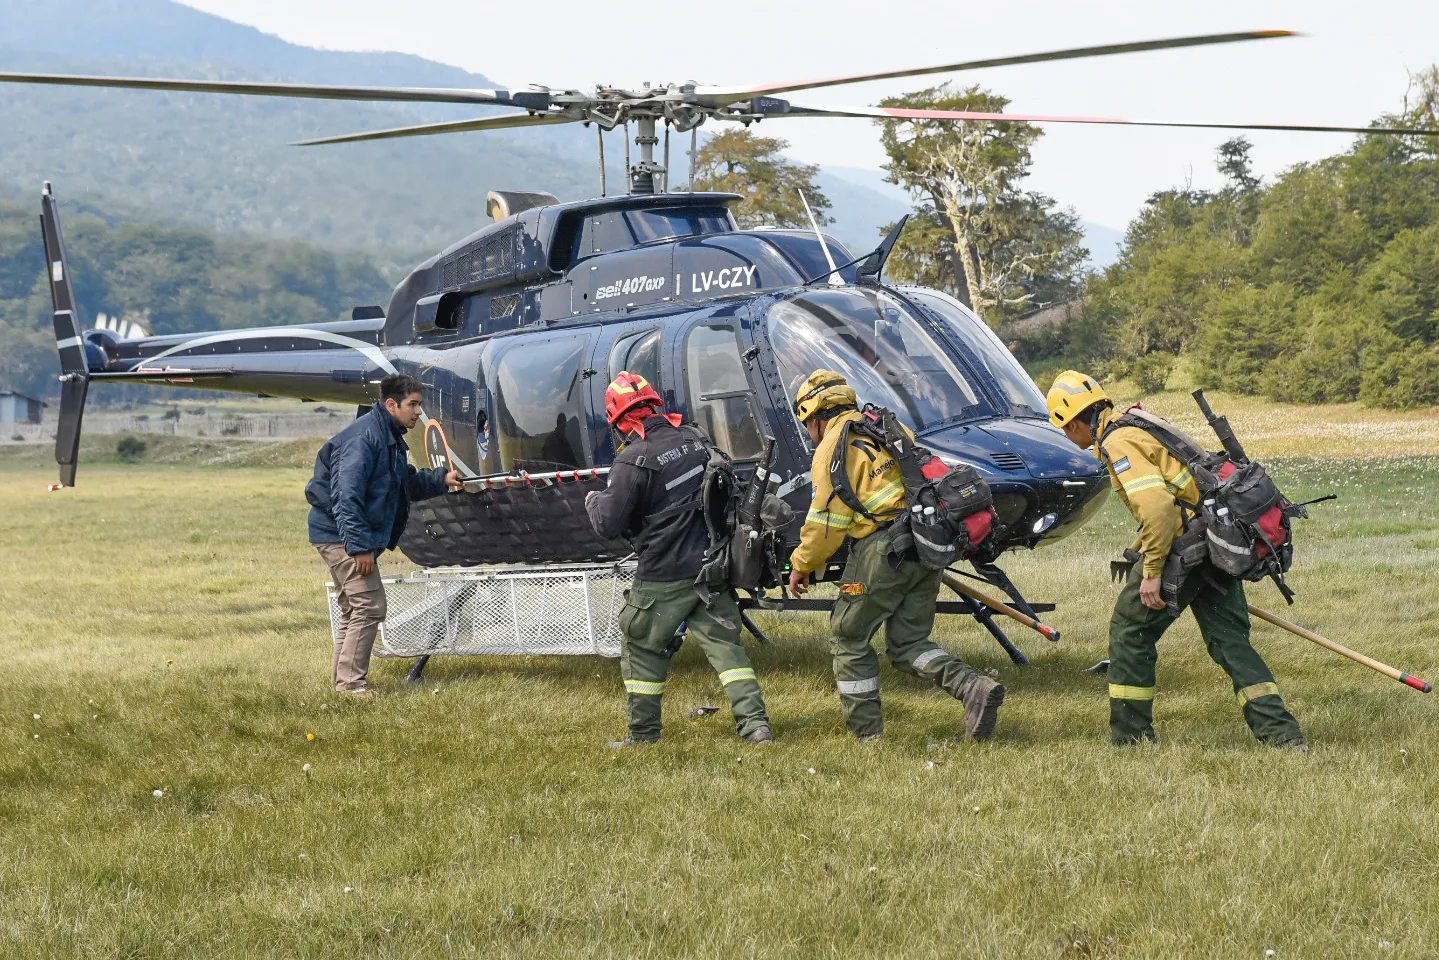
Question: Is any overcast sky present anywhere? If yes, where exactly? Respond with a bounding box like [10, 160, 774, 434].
[179, 0, 1438, 228]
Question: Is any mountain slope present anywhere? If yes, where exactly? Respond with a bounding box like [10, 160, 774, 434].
[0, 0, 612, 264]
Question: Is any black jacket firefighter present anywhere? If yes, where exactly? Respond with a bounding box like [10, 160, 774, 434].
[585, 415, 712, 581]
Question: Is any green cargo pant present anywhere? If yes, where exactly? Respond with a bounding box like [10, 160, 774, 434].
[1109, 561, 1304, 746]
[829, 530, 981, 738]
[617, 578, 769, 741]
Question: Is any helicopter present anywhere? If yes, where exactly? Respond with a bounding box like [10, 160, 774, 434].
[12, 28, 1434, 657]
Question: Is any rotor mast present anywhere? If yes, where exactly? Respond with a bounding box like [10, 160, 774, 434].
[630, 115, 662, 195]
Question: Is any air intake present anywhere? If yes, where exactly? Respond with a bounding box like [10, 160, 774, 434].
[992, 452, 1026, 471]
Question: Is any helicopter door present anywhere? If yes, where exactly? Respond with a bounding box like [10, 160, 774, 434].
[491, 332, 596, 472]
[680, 317, 769, 461]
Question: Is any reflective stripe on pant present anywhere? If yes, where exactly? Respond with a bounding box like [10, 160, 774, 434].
[1109, 561, 1303, 745]
[828, 531, 979, 738]
[317, 542, 387, 692]
[617, 578, 769, 740]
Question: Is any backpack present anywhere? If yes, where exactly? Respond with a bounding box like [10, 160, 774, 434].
[690, 434, 792, 607]
[1101, 406, 1310, 602]
[828, 405, 996, 570]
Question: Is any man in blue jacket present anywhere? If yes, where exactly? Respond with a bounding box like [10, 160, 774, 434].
[307, 373, 460, 696]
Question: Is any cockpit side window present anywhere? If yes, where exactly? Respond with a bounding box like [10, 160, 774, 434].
[683, 321, 766, 460]
[493, 336, 590, 472]
[608, 328, 663, 391]
[765, 288, 985, 432]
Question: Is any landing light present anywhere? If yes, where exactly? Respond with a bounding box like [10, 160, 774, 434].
[1032, 513, 1058, 535]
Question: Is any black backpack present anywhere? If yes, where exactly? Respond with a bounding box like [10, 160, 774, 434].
[827, 405, 996, 569]
[1101, 407, 1311, 602]
[689, 434, 792, 607]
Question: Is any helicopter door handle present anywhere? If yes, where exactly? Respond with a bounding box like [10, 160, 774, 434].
[1061, 480, 1087, 487]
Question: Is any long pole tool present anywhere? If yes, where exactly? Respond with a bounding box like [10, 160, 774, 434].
[1248, 604, 1432, 693]
[941, 573, 1061, 643]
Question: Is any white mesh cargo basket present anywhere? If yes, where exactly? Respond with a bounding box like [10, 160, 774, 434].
[326, 562, 636, 658]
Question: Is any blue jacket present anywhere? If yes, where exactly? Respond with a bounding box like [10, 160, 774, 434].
[306, 404, 450, 556]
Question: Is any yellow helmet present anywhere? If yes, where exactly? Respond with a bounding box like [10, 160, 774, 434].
[792, 369, 858, 423]
[1046, 370, 1109, 428]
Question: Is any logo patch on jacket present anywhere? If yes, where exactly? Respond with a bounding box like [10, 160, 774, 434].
[839, 582, 866, 596]
[1112, 456, 1131, 474]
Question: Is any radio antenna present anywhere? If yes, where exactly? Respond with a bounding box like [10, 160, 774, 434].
[798, 189, 842, 285]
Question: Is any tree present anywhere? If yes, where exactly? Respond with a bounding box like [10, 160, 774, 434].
[690, 129, 831, 229]
[1216, 137, 1260, 194]
[875, 83, 1086, 321]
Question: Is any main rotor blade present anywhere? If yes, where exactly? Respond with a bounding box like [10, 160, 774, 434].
[293, 112, 576, 146]
[695, 30, 1296, 105]
[772, 101, 1439, 137]
[0, 71, 537, 106]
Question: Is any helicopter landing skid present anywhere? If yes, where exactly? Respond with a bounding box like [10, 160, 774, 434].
[735, 595, 1055, 667]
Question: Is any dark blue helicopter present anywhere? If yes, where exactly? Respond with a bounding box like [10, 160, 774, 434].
[42, 183, 1109, 573]
[19, 26, 1422, 658]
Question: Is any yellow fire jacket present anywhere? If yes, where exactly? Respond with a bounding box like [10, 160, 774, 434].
[1093, 406, 1201, 579]
[789, 409, 911, 575]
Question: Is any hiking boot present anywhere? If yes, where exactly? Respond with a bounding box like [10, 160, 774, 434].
[743, 725, 774, 745]
[338, 687, 375, 701]
[1275, 736, 1309, 754]
[855, 732, 883, 744]
[606, 735, 659, 750]
[958, 672, 1005, 740]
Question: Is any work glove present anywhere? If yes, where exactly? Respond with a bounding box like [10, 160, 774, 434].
[1110, 548, 1142, 584]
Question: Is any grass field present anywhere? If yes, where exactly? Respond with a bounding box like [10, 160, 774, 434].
[1, 398, 1437, 958]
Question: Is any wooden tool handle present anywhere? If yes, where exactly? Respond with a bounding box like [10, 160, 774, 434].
[1248, 604, 1432, 693]
[942, 573, 1060, 642]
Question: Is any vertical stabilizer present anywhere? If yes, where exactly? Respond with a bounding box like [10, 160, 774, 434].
[40, 182, 89, 487]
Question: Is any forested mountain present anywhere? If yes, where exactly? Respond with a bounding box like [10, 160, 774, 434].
[1026, 71, 1439, 409]
[0, 195, 392, 399]
[0, 0, 612, 264]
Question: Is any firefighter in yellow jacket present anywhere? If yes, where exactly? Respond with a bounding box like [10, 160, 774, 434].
[786, 370, 1005, 741]
[1047, 370, 1305, 749]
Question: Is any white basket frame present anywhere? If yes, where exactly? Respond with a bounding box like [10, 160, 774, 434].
[326, 561, 636, 659]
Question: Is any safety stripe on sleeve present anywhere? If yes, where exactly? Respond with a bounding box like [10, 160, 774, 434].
[624, 679, 665, 696]
[806, 508, 853, 529]
[1109, 683, 1156, 701]
[1119, 474, 1167, 496]
[718, 667, 757, 686]
[1237, 681, 1280, 704]
[861, 480, 905, 512]
[911, 648, 949, 671]
[1167, 467, 1194, 494]
[836, 676, 880, 696]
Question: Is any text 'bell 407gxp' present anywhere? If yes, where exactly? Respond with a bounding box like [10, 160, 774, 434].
[14, 28, 1439, 648]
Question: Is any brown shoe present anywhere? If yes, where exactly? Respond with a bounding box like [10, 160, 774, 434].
[958, 673, 1005, 740]
[743, 725, 774, 745]
[339, 687, 375, 701]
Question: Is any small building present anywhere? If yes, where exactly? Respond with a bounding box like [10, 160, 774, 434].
[0, 391, 47, 425]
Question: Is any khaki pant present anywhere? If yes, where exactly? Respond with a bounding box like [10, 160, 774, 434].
[316, 543, 387, 691]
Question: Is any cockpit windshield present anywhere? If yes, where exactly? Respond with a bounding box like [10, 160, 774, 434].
[905, 289, 1050, 420]
[765, 287, 983, 432]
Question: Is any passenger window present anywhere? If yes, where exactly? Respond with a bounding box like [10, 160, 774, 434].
[494, 337, 589, 471]
[684, 322, 764, 459]
[608, 329, 663, 391]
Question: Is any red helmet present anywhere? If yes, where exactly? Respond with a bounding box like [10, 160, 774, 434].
[604, 371, 664, 425]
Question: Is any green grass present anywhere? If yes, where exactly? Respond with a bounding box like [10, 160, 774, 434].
[1, 438, 1438, 956]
